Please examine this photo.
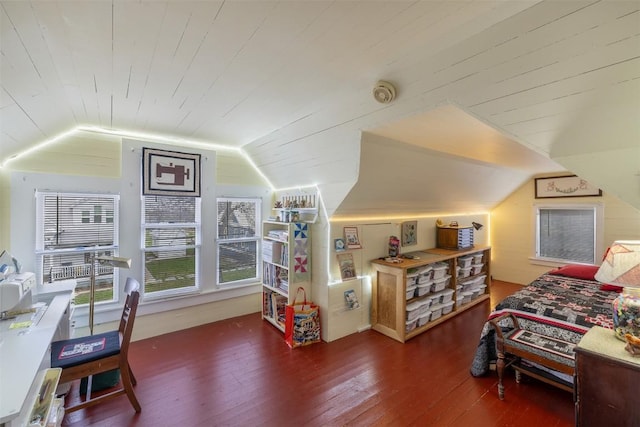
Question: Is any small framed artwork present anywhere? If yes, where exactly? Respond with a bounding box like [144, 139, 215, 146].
[344, 226, 362, 249]
[401, 221, 417, 246]
[143, 147, 201, 197]
[334, 238, 346, 252]
[337, 252, 357, 281]
[344, 289, 360, 309]
[535, 175, 601, 199]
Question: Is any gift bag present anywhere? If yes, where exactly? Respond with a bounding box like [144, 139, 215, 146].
[284, 287, 321, 348]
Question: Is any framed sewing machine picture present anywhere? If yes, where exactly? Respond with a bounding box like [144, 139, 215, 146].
[142, 147, 201, 197]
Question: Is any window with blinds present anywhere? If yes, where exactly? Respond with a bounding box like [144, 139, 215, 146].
[217, 198, 260, 285]
[536, 206, 597, 264]
[35, 192, 120, 304]
[142, 195, 200, 297]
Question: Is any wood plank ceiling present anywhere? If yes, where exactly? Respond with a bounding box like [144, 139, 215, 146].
[1, 1, 639, 212]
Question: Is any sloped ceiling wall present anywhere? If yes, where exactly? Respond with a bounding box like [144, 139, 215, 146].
[245, 1, 640, 215]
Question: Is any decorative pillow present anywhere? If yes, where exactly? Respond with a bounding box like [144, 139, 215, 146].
[548, 264, 600, 281]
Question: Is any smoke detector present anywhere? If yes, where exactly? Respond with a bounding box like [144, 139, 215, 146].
[373, 80, 396, 104]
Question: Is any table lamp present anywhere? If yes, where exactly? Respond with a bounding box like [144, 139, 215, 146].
[595, 240, 640, 354]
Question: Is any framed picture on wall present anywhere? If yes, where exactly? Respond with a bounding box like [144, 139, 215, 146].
[534, 175, 601, 199]
[142, 147, 201, 197]
[401, 221, 417, 246]
[337, 252, 357, 281]
[344, 227, 362, 249]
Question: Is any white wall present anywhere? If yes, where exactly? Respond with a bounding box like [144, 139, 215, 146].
[5, 131, 273, 338]
[491, 176, 640, 286]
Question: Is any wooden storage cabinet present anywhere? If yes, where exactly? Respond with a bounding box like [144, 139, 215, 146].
[574, 326, 640, 426]
[371, 246, 491, 342]
[261, 221, 311, 332]
[436, 226, 474, 249]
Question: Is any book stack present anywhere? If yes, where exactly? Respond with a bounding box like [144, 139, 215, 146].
[263, 241, 283, 264]
[268, 230, 288, 241]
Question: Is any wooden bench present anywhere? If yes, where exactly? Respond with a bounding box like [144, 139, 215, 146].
[489, 313, 576, 400]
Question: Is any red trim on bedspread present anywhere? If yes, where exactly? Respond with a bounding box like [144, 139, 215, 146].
[487, 309, 602, 334]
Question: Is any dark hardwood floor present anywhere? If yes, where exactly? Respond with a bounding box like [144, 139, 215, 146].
[61, 281, 574, 426]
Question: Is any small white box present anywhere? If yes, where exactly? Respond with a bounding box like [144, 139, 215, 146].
[471, 253, 484, 264]
[406, 272, 419, 287]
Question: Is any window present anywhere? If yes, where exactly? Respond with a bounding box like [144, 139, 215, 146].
[535, 204, 603, 264]
[217, 198, 260, 285]
[35, 192, 120, 305]
[142, 195, 200, 297]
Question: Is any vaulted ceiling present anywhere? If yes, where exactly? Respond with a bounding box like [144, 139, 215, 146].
[2, 1, 639, 213]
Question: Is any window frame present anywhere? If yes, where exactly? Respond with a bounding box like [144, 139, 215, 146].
[35, 191, 122, 305]
[216, 197, 261, 287]
[140, 195, 201, 300]
[532, 203, 604, 265]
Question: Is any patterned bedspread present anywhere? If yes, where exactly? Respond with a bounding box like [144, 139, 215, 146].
[470, 273, 617, 377]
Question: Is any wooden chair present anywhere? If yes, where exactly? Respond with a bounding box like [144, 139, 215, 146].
[489, 312, 575, 400]
[51, 277, 142, 413]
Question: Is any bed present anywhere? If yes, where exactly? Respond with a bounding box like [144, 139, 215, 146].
[470, 265, 619, 394]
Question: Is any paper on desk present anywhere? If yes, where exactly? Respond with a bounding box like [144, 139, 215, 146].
[10, 320, 32, 329]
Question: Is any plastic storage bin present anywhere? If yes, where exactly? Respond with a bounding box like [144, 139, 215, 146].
[440, 288, 455, 303]
[471, 263, 484, 275]
[458, 266, 472, 278]
[471, 253, 483, 264]
[461, 291, 473, 304]
[406, 285, 417, 300]
[431, 262, 449, 279]
[417, 312, 431, 327]
[430, 303, 444, 320]
[431, 274, 451, 292]
[406, 300, 424, 321]
[416, 282, 432, 297]
[406, 272, 419, 287]
[441, 300, 454, 314]
[457, 255, 474, 268]
[406, 317, 418, 333]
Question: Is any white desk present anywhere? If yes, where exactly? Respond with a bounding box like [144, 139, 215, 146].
[0, 282, 75, 426]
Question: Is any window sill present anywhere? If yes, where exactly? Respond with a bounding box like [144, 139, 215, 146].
[73, 281, 262, 329]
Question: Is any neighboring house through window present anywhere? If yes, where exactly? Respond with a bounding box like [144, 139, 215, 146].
[217, 198, 260, 285]
[141, 195, 200, 298]
[35, 192, 121, 305]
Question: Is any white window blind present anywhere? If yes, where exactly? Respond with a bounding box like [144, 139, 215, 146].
[141, 195, 200, 297]
[536, 206, 597, 264]
[217, 198, 260, 285]
[35, 191, 120, 304]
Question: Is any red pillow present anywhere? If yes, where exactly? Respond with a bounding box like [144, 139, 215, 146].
[548, 264, 600, 281]
[600, 284, 623, 292]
